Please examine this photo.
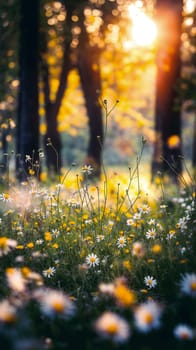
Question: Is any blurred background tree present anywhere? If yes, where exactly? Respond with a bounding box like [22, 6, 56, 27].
[152, 0, 183, 182]
[16, 0, 39, 180]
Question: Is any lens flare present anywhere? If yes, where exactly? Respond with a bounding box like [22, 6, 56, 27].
[128, 4, 157, 47]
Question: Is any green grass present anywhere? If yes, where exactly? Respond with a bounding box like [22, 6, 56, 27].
[0, 161, 195, 350]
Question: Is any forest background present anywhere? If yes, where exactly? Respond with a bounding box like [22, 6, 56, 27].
[0, 0, 195, 182]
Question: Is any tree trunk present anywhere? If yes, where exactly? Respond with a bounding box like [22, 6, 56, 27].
[193, 112, 196, 181]
[41, 6, 73, 175]
[78, 47, 103, 178]
[17, 0, 39, 180]
[41, 57, 69, 175]
[152, 0, 183, 182]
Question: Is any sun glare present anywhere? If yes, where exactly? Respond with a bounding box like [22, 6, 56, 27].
[184, 0, 196, 13]
[128, 4, 157, 47]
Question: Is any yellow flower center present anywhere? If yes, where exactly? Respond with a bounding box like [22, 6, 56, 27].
[3, 193, 10, 200]
[0, 237, 8, 249]
[191, 281, 196, 291]
[53, 301, 64, 313]
[4, 313, 16, 323]
[181, 332, 190, 339]
[90, 257, 96, 263]
[106, 323, 118, 335]
[143, 312, 153, 324]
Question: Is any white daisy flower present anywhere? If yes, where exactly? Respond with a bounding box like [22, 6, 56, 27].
[0, 300, 17, 323]
[146, 228, 157, 239]
[139, 204, 151, 214]
[96, 234, 105, 242]
[38, 150, 44, 158]
[156, 223, 163, 230]
[6, 268, 26, 293]
[38, 289, 75, 318]
[134, 300, 162, 332]
[0, 193, 13, 202]
[94, 311, 130, 343]
[42, 267, 56, 278]
[0, 237, 17, 256]
[82, 165, 93, 175]
[148, 219, 156, 225]
[25, 155, 31, 162]
[35, 239, 44, 245]
[126, 218, 135, 226]
[85, 219, 93, 224]
[176, 217, 188, 231]
[179, 273, 196, 297]
[132, 241, 145, 257]
[116, 236, 127, 248]
[174, 324, 194, 340]
[99, 282, 115, 296]
[86, 253, 100, 267]
[52, 229, 60, 238]
[133, 212, 141, 221]
[144, 276, 157, 289]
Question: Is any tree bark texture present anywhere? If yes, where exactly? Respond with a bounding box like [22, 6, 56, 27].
[17, 0, 39, 179]
[78, 47, 103, 178]
[152, 0, 183, 181]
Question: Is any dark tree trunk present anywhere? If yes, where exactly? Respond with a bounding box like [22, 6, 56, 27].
[152, 0, 183, 182]
[193, 112, 196, 180]
[41, 5, 73, 175]
[17, 0, 39, 180]
[78, 47, 103, 178]
[41, 48, 71, 174]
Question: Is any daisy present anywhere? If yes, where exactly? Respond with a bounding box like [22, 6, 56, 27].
[146, 228, 157, 239]
[166, 229, 176, 240]
[0, 193, 13, 202]
[174, 324, 194, 340]
[134, 300, 162, 332]
[132, 241, 145, 257]
[42, 267, 56, 278]
[0, 237, 17, 256]
[38, 150, 44, 158]
[116, 236, 127, 248]
[179, 273, 196, 297]
[148, 219, 156, 225]
[156, 223, 163, 230]
[94, 311, 130, 343]
[82, 164, 93, 175]
[86, 253, 100, 267]
[176, 217, 188, 232]
[85, 219, 93, 225]
[99, 282, 115, 296]
[0, 300, 17, 323]
[38, 289, 75, 318]
[35, 239, 44, 245]
[52, 229, 60, 238]
[126, 218, 135, 226]
[96, 234, 105, 242]
[133, 212, 141, 221]
[6, 267, 26, 293]
[144, 276, 157, 289]
[139, 204, 151, 214]
[25, 155, 31, 162]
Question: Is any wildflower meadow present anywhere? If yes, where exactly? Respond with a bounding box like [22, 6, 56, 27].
[0, 145, 195, 350]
